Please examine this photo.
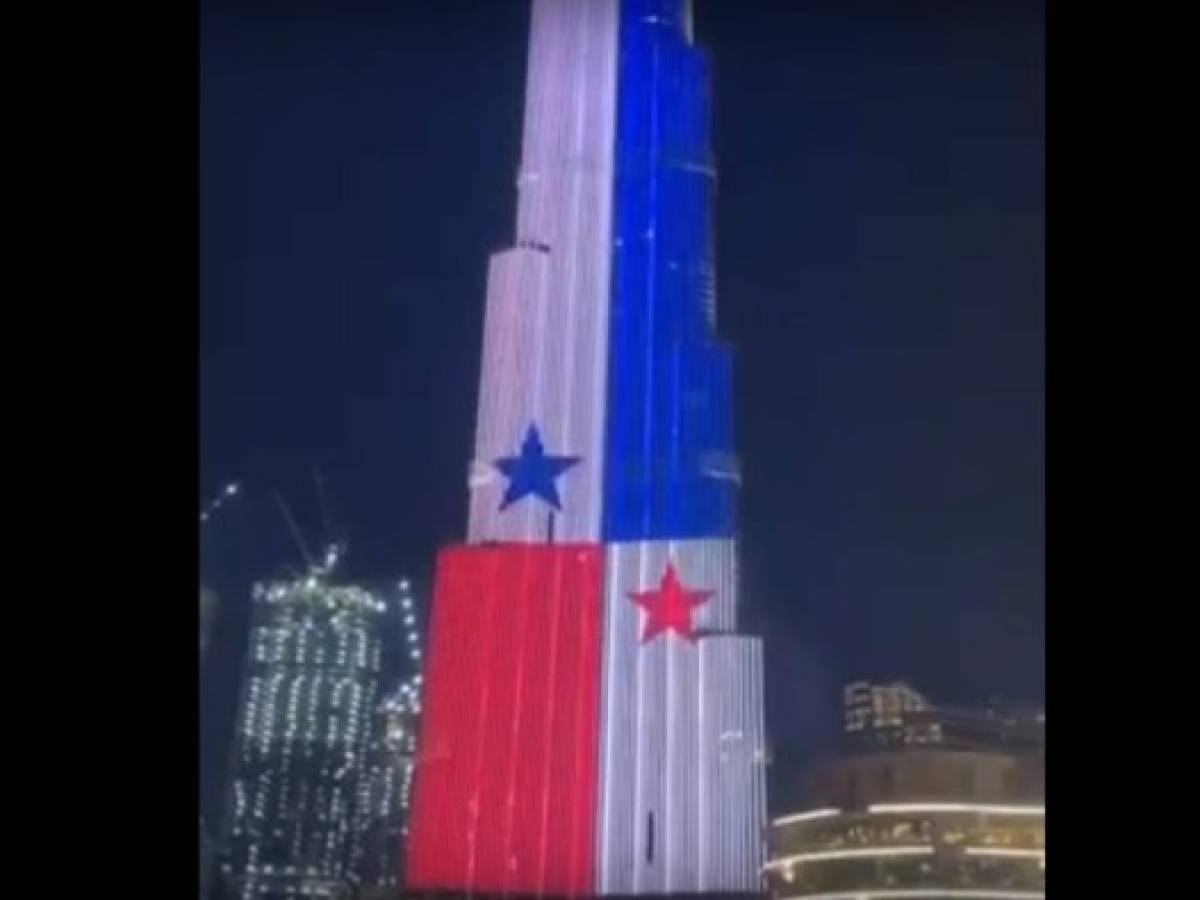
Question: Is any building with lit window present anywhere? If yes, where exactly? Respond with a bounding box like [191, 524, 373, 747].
[216, 573, 394, 900]
[358, 581, 424, 895]
[766, 685, 1044, 899]
[843, 681, 1045, 755]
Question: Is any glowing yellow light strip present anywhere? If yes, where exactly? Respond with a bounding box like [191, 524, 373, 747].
[777, 892, 1044, 900]
[773, 808, 841, 825]
[765, 845, 934, 868]
[965, 846, 1045, 859]
[868, 802, 1045, 817]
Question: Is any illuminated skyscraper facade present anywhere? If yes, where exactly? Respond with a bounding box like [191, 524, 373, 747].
[406, 1, 766, 896]
[358, 689, 422, 894]
[219, 577, 390, 900]
[359, 582, 425, 895]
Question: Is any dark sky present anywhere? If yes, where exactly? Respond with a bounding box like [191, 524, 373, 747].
[201, 0, 1044, 814]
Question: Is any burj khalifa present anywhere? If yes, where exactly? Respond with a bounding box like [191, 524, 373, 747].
[406, 1, 767, 896]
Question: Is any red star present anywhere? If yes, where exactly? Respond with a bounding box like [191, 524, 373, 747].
[629, 562, 713, 644]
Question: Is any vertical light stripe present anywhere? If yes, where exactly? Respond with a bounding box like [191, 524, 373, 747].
[533, 547, 563, 894]
[632, 542, 649, 893]
[699, 635, 767, 890]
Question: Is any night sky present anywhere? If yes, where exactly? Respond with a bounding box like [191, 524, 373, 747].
[200, 0, 1044, 815]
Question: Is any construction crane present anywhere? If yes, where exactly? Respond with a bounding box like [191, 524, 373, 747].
[271, 469, 347, 581]
[199, 471, 347, 584]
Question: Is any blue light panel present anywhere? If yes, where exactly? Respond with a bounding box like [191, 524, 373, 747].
[602, 0, 737, 541]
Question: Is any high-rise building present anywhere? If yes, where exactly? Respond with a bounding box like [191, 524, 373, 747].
[405, 1, 766, 896]
[216, 574, 391, 900]
[765, 685, 1045, 900]
[358, 581, 424, 895]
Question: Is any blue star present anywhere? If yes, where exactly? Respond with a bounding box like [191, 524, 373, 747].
[494, 424, 581, 512]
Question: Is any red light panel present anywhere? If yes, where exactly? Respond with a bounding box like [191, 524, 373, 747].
[406, 543, 604, 894]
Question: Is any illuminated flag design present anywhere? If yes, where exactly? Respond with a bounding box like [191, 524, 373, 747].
[630, 562, 712, 644]
[465, 0, 620, 545]
[405, 545, 603, 894]
[494, 423, 582, 512]
[407, 1, 766, 896]
[597, 541, 765, 894]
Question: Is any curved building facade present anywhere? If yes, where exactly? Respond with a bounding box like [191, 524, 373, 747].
[767, 746, 1044, 899]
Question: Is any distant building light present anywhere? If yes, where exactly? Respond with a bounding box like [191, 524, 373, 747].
[765, 846, 934, 869]
[965, 846, 1045, 860]
[783, 892, 1044, 900]
[773, 808, 841, 825]
[868, 802, 1044, 817]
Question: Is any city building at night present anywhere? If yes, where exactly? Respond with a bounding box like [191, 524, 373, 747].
[765, 686, 1044, 899]
[405, 1, 766, 896]
[843, 681, 938, 748]
[216, 572, 393, 900]
[358, 581, 424, 896]
[844, 680, 1046, 755]
[906, 703, 1045, 756]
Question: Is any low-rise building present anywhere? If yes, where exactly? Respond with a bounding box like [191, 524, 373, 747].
[767, 683, 1044, 899]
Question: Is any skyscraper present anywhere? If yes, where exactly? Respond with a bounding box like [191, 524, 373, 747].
[406, 1, 766, 896]
[217, 575, 390, 900]
[358, 581, 425, 896]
